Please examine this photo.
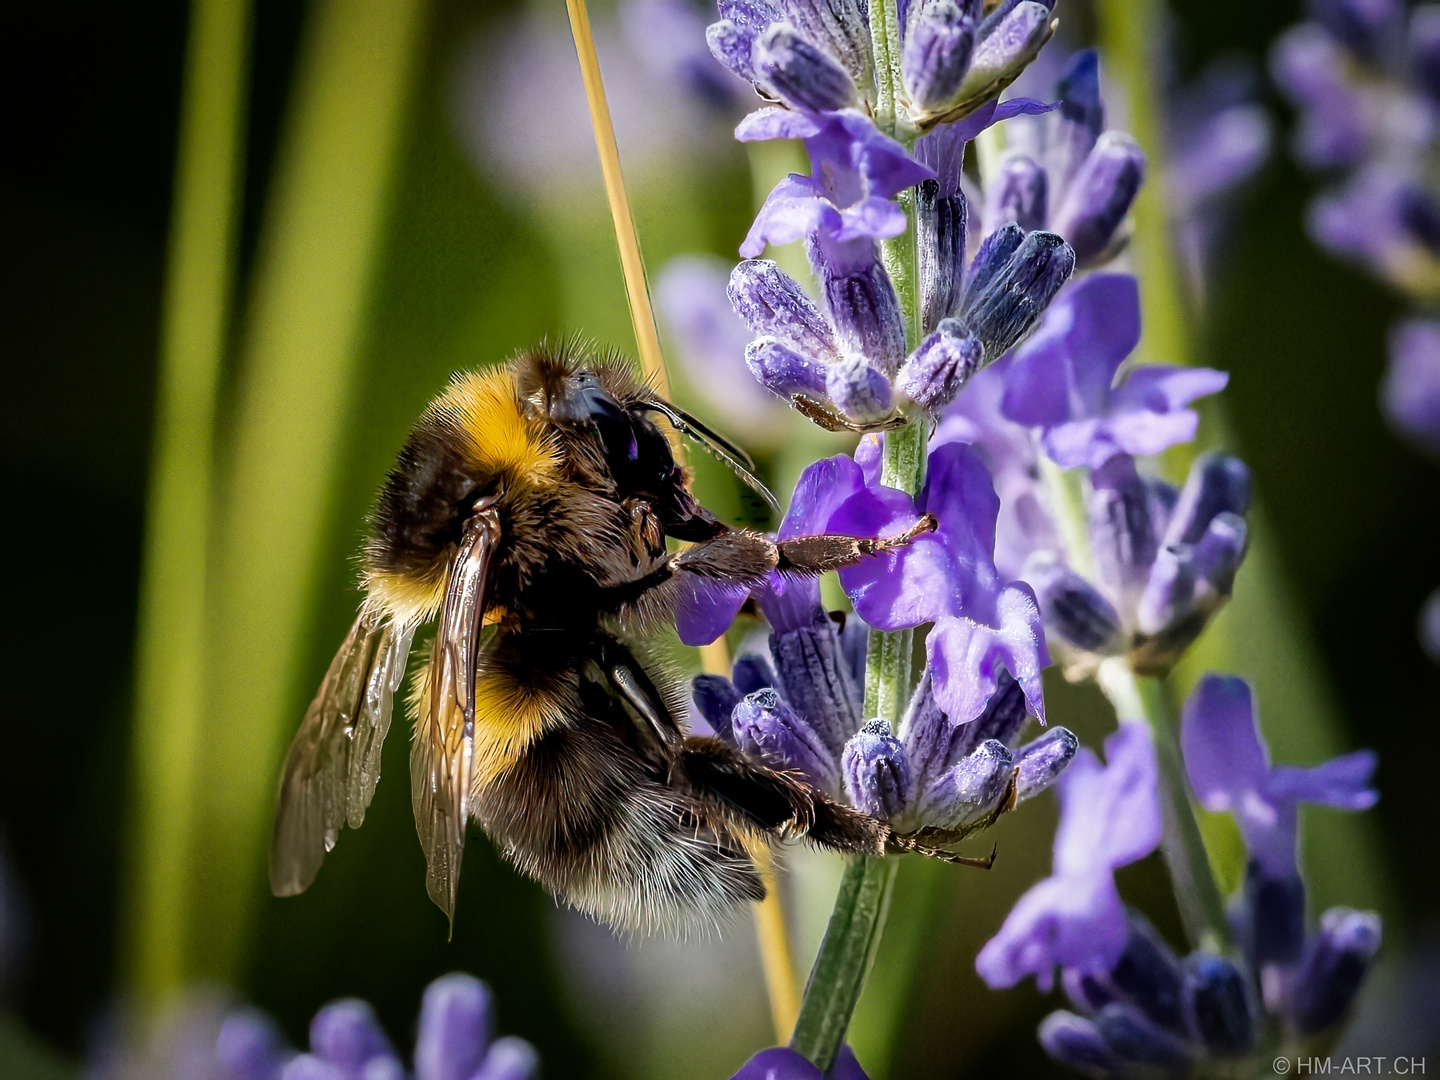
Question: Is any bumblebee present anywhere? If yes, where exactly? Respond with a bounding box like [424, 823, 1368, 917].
[269, 348, 937, 932]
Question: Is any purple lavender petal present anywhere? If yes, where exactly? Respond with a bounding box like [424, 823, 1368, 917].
[755, 24, 858, 112]
[1013, 726, 1078, 799]
[756, 572, 824, 633]
[825, 111, 937, 200]
[1051, 131, 1146, 266]
[471, 1037, 540, 1080]
[309, 1000, 395, 1074]
[975, 869, 1129, 990]
[834, 195, 911, 242]
[280, 1056, 345, 1080]
[1381, 318, 1440, 459]
[1002, 272, 1142, 427]
[938, 95, 1058, 150]
[675, 577, 750, 646]
[1179, 674, 1269, 807]
[741, 175, 842, 258]
[925, 585, 1047, 726]
[734, 105, 825, 142]
[733, 687, 840, 791]
[1267, 751, 1379, 811]
[728, 259, 840, 358]
[782, 452, 872, 538]
[727, 1047, 825, 1080]
[1053, 724, 1161, 875]
[842, 719, 914, 819]
[414, 974, 492, 1080]
[1270, 24, 1368, 169]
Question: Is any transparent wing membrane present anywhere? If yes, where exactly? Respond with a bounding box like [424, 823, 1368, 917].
[270, 610, 414, 897]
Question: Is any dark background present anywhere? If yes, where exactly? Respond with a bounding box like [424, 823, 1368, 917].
[2, 0, 1435, 1075]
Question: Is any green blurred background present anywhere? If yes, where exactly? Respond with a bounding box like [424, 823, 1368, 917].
[2, 0, 1438, 1076]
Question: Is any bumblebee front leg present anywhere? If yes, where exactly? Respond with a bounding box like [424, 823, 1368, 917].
[671, 513, 938, 582]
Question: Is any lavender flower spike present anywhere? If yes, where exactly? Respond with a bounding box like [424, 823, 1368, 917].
[1381, 317, 1440, 459]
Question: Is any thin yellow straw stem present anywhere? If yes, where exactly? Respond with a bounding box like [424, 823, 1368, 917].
[563, 0, 669, 395]
[564, 0, 800, 1040]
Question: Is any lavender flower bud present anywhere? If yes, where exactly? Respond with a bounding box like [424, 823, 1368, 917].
[1244, 861, 1307, 966]
[733, 652, 779, 696]
[814, 243, 908, 376]
[1194, 511, 1248, 597]
[1412, 5, 1440, 101]
[827, 355, 896, 423]
[917, 180, 967, 333]
[1183, 954, 1255, 1056]
[1012, 727, 1077, 800]
[746, 337, 830, 400]
[842, 719, 914, 819]
[916, 738, 1014, 829]
[1288, 908, 1383, 1034]
[692, 674, 741, 742]
[473, 1037, 540, 1080]
[755, 24, 858, 112]
[1111, 917, 1188, 1035]
[1398, 185, 1440, 252]
[1024, 553, 1124, 654]
[1164, 452, 1252, 547]
[415, 974, 493, 1080]
[1088, 455, 1160, 598]
[733, 687, 840, 791]
[779, 0, 873, 88]
[1063, 968, 1117, 1013]
[1093, 1004, 1190, 1066]
[1052, 131, 1146, 266]
[310, 1000, 395, 1073]
[902, 670, 971, 789]
[1054, 48, 1103, 186]
[954, 1, 1053, 105]
[1038, 1012, 1125, 1076]
[985, 153, 1049, 233]
[770, 618, 861, 757]
[963, 231, 1076, 362]
[902, 0, 978, 112]
[895, 319, 985, 414]
[837, 610, 868, 686]
[964, 221, 1024, 296]
[1135, 543, 1197, 637]
[706, 20, 761, 82]
[728, 259, 840, 360]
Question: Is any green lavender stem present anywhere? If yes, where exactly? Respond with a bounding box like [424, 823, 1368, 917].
[1097, 660, 1232, 951]
[789, 0, 925, 1062]
[124, 0, 250, 1002]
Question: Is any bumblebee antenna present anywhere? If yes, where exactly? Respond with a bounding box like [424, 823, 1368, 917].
[563, 0, 669, 398]
[634, 400, 782, 515]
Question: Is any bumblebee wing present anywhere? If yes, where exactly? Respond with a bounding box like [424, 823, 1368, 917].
[270, 610, 414, 897]
[411, 502, 500, 926]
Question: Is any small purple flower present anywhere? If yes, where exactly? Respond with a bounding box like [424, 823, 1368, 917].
[728, 1044, 871, 1079]
[1000, 273, 1229, 470]
[976, 723, 1161, 991]
[1181, 674, 1378, 884]
[1381, 317, 1440, 459]
[215, 974, 538, 1080]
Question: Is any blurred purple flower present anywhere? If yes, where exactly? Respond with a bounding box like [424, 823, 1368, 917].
[971, 50, 1146, 268]
[1381, 317, 1440, 459]
[729, 1044, 870, 1079]
[975, 723, 1161, 991]
[999, 273, 1229, 469]
[215, 974, 537, 1080]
